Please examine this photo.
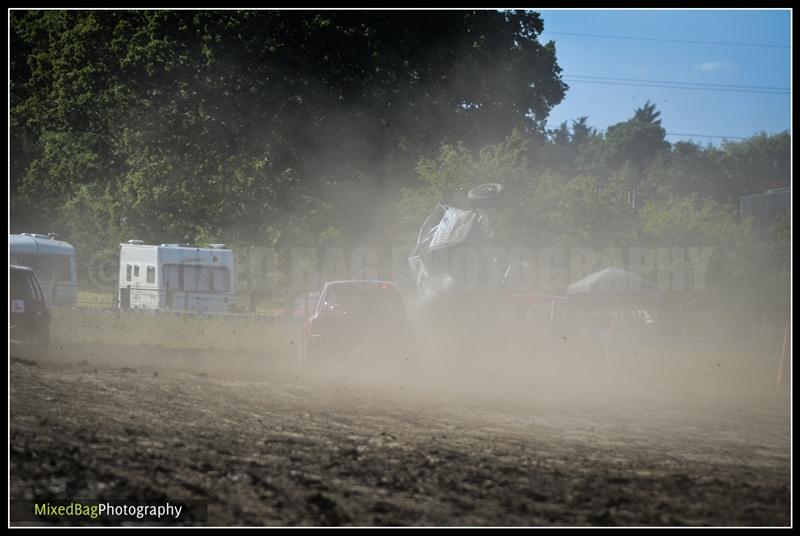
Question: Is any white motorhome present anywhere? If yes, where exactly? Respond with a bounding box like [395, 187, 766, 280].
[118, 240, 235, 313]
[9, 233, 77, 306]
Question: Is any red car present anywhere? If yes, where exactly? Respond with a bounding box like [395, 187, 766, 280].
[299, 280, 417, 367]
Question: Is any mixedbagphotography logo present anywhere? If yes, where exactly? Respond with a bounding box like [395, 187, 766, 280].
[10, 499, 208, 525]
[86, 249, 120, 289]
[231, 244, 716, 295]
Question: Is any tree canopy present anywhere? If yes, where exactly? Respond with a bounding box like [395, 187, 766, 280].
[11, 10, 566, 248]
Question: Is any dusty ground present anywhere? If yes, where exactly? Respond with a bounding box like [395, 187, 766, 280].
[9, 340, 791, 526]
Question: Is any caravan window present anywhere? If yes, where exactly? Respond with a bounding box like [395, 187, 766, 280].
[126, 264, 132, 282]
[163, 265, 180, 290]
[211, 267, 230, 292]
[133, 265, 140, 278]
[161, 264, 230, 292]
[34, 256, 55, 281]
[183, 266, 209, 292]
[184, 266, 230, 292]
[146, 266, 155, 283]
[12, 255, 72, 283]
[40, 258, 55, 282]
[11, 254, 40, 274]
[55, 256, 72, 281]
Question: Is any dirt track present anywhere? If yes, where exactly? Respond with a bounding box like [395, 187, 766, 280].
[10, 344, 791, 526]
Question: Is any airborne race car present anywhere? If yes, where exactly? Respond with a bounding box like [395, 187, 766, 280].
[408, 183, 513, 302]
[406, 183, 543, 362]
[406, 183, 654, 385]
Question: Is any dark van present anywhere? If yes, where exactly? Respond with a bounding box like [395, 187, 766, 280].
[10, 265, 50, 354]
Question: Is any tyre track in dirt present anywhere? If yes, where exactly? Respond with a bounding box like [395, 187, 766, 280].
[10, 357, 790, 526]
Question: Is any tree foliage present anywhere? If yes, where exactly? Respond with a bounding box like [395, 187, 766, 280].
[11, 10, 566, 249]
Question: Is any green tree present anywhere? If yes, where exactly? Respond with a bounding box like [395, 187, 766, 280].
[637, 194, 768, 316]
[639, 141, 727, 202]
[718, 131, 790, 197]
[602, 101, 670, 176]
[399, 130, 532, 236]
[11, 10, 568, 255]
[525, 171, 638, 247]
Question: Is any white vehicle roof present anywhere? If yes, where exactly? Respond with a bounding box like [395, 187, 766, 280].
[10, 234, 76, 256]
[119, 241, 234, 267]
[322, 279, 398, 289]
[120, 241, 231, 252]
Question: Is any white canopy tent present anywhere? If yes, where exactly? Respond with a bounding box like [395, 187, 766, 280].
[567, 267, 659, 331]
[567, 266, 656, 296]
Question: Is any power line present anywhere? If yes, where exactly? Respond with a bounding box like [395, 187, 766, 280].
[544, 31, 789, 49]
[665, 132, 748, 140]
[563, 77, 788, 95]
[564, 78, 788, 95]
[549, 128, 764, 141]
[565, 74, 789, 92]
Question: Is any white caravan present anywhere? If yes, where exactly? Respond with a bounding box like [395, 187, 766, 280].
[9, 233, 77, 306]
[118, 240, 235, 313]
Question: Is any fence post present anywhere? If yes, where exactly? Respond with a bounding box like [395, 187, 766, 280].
[777, 319, 790, 386]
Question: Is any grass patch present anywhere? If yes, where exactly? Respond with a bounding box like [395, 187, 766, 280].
[50, 307, 302, 354]
[75, 291, 116, 308]
[75, 290, 287, 315]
